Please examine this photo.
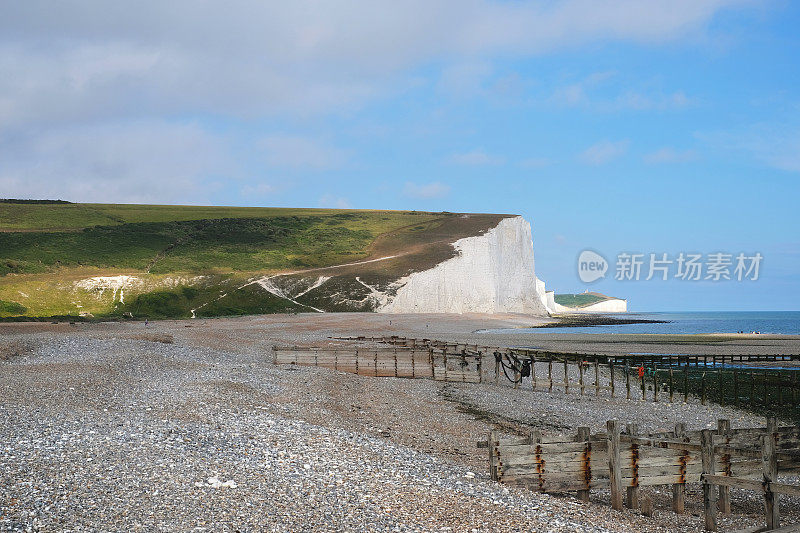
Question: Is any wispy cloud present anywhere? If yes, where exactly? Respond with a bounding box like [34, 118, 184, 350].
[614, 90, 693, 111]
[318, 194, 352, 209]
[258, 136, 346, 170]
[0, 119, 229, 204]
[551, 71, 693, 111]
[240, 183, 276, 198]
[436, 62, 493, 99]
[0, 1, 747, 130]
[403, 181, 451, 199]
[447, 149, 504, 166]
[520, 157, 551, 168]
[580, 140, 630, 165]
[698, 125, 800, 173]
[643, 147, 698, 164]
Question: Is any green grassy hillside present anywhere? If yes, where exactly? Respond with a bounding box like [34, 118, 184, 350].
[0, 202, 509, 319]
[554, 292, 610, 308]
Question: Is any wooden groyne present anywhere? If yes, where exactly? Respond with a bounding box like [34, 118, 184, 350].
[273, 346, 482, 383]
[337, 336, 800, 416]
[478, 418, 800, 531]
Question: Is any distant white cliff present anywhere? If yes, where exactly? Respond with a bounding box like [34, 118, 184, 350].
[379, 216, 550, 315]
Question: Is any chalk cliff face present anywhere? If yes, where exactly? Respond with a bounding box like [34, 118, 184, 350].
[378, 216, 549, 315]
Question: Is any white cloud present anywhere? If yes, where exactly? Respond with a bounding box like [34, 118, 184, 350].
[643, 147, 698, 164]
[580, 140, 630, 165]
[403, 181, 451, 199]
[698, 125, 800, 173]
[614, 90, 694, 111]
[258, 136, 346, 170]
[0, 120, 229, 204]
[520, 157, 550, 168]
[0, 1, 751, 202]
[550, 71, 693, 111]
[240, 183, 276, 198]
[436, 62, 493, 98]
[318, 194, 351, 209]
[0, 1, 749, 130]
[743, 133, 800, 173]
[447, 149, 504, 166]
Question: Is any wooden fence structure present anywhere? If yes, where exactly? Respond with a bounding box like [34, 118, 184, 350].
[273, 346, 482, 383]
[477, 418, 800, 531]
[337, 337, 800, 418]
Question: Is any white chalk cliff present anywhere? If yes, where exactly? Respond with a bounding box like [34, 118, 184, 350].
[379, 216, 550, 315]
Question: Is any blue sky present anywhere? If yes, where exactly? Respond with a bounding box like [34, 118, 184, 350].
[1, 1, 799, 311]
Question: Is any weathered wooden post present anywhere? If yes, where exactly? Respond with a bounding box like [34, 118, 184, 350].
[626, 423, 640, 509]
[610, 363, 616, 398]
[579, 361, 585, 396]
[684, 364, 689, 403]
[494, 351, 500, 385]
[702, 372, 707, 405]
[607, 420, 623, 511]
[701, 429, 717, 531]
[548, 359, 553, 393]
[530, 355, 536, 391]
[640, 495, 654, 517]
[577, 427, 591, 502]
[626, 363, 632, 400]
[594, 359, 600, 396]
[653, 370, 659, 403]
[669, 367, 674, 403]
[717, 419, 731, 515]
[564, 359, 570, 394]
[673, 422, 686, 514]
[762, 428, 779, 530]
[764, 370, 769, 407]
[489, 430, 498, 482]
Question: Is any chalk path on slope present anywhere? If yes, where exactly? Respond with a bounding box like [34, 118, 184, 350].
[191, 254, 402, 317]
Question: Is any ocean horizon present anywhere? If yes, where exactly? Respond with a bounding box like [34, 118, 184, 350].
[513, 311, 800, 335]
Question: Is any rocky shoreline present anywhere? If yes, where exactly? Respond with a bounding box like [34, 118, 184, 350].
[2, 313, 799, 532]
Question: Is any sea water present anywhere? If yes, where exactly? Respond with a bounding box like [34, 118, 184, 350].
[507, 311, 800, 335]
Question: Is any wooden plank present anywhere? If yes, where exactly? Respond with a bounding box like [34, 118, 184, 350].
[701, 429, 718, 531]
[501, 454, 609, 473]
[577, 427, 591, 502]
[763, 420, 780, 530]
[502, 476, 610, 492]
[628, 474, 701, 486]
[489, 430, 498, 481]
[498, 440, 606, 455]
[718, 419, 732, 515]
[621, 462, 704, 479]
[703, 474, 763, 491]
[626, 423, 639, 510]
[357, 350, 375, 376]
[608, 420, 623, 511]
[622, 452, 699, 468]
[673, 422, 686, 514]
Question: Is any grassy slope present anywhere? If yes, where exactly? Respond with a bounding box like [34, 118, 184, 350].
[0, 203, 510, 318]
[554, 293, 610, 308]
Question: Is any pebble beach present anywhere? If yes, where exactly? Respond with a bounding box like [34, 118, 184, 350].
[2, 313, 799, 532]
